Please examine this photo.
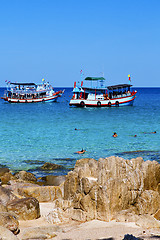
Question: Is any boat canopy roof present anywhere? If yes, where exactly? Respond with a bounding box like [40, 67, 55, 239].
[85, 77, 105, 81]
[10, 82, 36, 86]
[107, 84, 132, 90]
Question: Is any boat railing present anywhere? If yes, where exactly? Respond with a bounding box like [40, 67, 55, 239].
[11, 89, 36, 94]
[87, 94, 95, 100]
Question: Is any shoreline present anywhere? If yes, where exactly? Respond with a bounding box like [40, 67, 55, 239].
[1, 149, 160, 181]
[1, 148, 160, 180]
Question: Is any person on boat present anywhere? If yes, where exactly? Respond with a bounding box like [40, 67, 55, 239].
[103, 94, 107, 100]
[112, 132, 118, 138]
[76, 148, 86, 154]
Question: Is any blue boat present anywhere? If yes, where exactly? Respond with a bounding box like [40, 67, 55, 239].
[69, 76, 137, 107]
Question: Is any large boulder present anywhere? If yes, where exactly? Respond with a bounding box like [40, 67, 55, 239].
[3, 180, 40, 197]
[18, 185, 62, 202]
[97, 156, 144, 218]
[64, 171, 79, 200]
[1, 172, 14, 185]
[135, 190, 160, 215]
[0, 186, 18, 206]
[142, 160, 160, 191]
[0, 167, 15, 185]
[0, 212, 19, 234]
[0, 226, 19, 240]
[14, 170, 37, 183]
[39, 175, 66, 186]
[40, 162, 63, 170]
[7, 197, 40, 220]
[74, 158, 98, 178]
[62, 156, 160, 223]
[0, 167, 10, 176]
[0, 203, 8, 212]
[154, 209, 160, 220]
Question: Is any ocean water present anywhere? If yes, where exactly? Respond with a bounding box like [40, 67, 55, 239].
[0, 87, 160, 177]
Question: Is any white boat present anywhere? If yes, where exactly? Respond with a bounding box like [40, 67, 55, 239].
[1, 81, 64, 103]
[69, 77, 137, 107]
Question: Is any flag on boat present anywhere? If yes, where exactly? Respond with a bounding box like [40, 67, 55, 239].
[80, 70, 82, 74]
[42, 78, 45, 81]
[128, 74, 131, 82]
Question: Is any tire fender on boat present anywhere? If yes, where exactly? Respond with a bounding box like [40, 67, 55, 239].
[108, 101, 112, 107]
[97, 101, 101, 107]
[80, 101, 85, 107]
[115, 101, 119, 106]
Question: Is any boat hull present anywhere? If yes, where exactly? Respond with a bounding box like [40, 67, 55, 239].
[69, 93, 136, 107]
[1, 91, 62, 103]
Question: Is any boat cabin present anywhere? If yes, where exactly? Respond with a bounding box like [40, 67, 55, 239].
[6, 82, 53, 100]
[72, 77, 133, 101]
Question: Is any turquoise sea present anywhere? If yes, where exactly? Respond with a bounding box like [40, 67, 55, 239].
[0, 87, 160, 178]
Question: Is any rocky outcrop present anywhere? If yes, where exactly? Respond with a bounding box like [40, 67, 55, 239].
[0, 167, 15, 184]
[0, 226, 19, 240]
[0, 184, 40, 234]
[0, 212, 19, 234]
[18, 185, 63, 202]
[7, 197, 40, 220]
[0, 156, 159, 233]
[14, 170, 37, 183]
[0, 186, 18, 206]
[61, 156, 160, 225]
[39, 175, 66, 186]
[41, 162, 64, 170]
[0, 203, 8, 212]
[142, 160, 160, 191]
[135, 190, 160, 215]
[0, 167, 10, 176]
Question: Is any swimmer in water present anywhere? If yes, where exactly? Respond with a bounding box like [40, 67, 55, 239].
[76, 148, 86, 154]
[144, 131, 157, 134]
[112, 132, 118, 138]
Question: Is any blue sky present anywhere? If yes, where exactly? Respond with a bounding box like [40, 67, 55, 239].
[0, 0, 160, 87]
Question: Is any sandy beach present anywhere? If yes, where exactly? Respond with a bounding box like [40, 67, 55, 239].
[18, 216, 160, 240]
[15, 202, 160, 240]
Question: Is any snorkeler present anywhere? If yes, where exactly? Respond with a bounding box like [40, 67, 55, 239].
[76, 148, 86, 154]
[112, 132, 118, 138]
[144, 131, 157, 134]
